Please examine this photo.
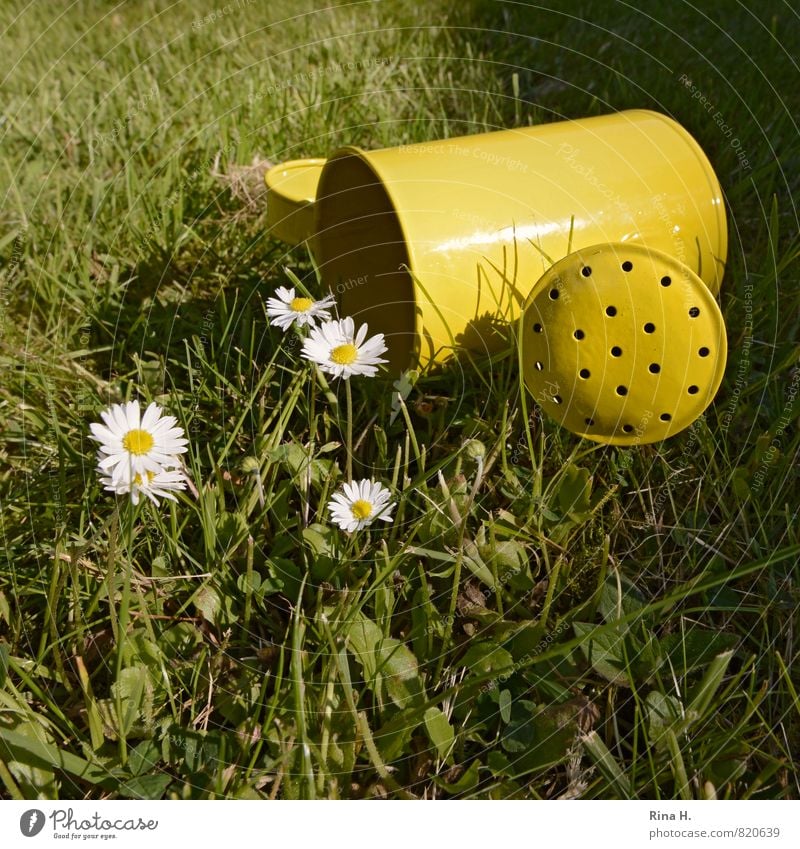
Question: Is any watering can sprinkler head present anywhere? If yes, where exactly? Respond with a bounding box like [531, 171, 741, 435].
[520, 243, 727, 446]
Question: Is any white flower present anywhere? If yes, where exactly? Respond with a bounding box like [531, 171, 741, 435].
[99, 465, 187, 506]
[89, 400, 188, 488]
[327, 479, 395, 532]
[266, 286, 335, 331]
[301, 317, 388, 379]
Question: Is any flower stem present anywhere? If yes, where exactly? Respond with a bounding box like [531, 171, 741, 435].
[114, 500, 136, 766]
[345, 378, 353, 481]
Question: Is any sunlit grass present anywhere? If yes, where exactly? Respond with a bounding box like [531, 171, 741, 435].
[0, 0, 799, 800]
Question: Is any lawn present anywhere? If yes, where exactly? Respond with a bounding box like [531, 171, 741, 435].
[1, 0, 799, 800]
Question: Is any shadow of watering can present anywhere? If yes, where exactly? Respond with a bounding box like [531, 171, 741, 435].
[264, 109, 728, 445]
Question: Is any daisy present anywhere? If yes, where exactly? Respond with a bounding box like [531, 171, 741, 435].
[89, 400, 188, 487]
[99, 465, 187, 506]
[327, 479, 396, 532]
[266, 286, 335, 331]
[301, 317, 388, 379]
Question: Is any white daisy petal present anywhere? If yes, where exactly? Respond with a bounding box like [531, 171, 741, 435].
[301, 317, 388, 380]
[110, 405, 128, 433]
[125, 400, 140, 430]
[266, 284, 337, 332]
[141, 402, 161, 430]
[89, 422, 118, 444]
[90, 401, 191, 507]
[327, 478, 395, 533]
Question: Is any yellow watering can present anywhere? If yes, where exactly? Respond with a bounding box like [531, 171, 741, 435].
[264, 109, 728, 445]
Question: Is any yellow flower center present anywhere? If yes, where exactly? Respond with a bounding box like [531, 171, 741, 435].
[351, 499, 373, 520]
[122, 429, 155, 456]
[133, 471, 157, 486]
[290, 297, 313, 313]
[330, 343, 358, 365]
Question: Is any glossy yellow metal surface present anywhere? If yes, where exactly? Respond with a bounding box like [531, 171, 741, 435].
[264, 158, 325, 246]
[520, 243, 727, 445]
[313, 109, 727, 371]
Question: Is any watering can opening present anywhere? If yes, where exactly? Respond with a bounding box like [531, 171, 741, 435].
[314, 148, 417, 371]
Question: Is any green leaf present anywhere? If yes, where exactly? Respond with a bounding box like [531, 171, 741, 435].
[193, 584, 221, 625]
[390, 370, 417, 424]
[498, 689, 512, 724]
[127, 740, 160, 777]
[556, 464, 592, 516]
[0, 590, 10, 624]
[302, 524, 334, 557]
[646, 691, 683, 745]
[573, 621, 630, 686]
[432, 760, 480, 794]
[480, 538, 532, 592]
[597, 574, 645, 625]
[459, 641, 514, 677]
[118, 773, 171, 799]
[237, 570, 262, 594]
[346, 613, 425, 709]
[660, 631, 738, 677]
[501, 700, 577, 771]
[0, 642, 8, 690]
[266, 556, 302, 601]
[303, 524, 338, 581]
[111, 666, 150, 738]
[215, 510, 247, 551]
[0, 726, 113, 787]
[688, 650, 734, 719]
[159, 622, 202, 659]
[374, 708, 419, 762]
[424, 707, 454, 760]
[462, 540, 497, 589]
[0, 717, 58, 798]
[582, 731, 632, 799]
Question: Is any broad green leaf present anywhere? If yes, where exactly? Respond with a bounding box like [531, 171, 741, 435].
[498, 688, 512, 724]
[127, 740, 160, 777]
[582, 731, 632, 799]
[111, 666, 150, 738]
[459, 641, 514, 677]
[193, 584, 221, 625]
[660, 631, 738, 677]
[501, 700, 578, 771]
[597, 574, 645, 625]
[646, 691, 683, 744]
[0, 642, 8, 690]
[346, 613, 425, 709]
[302, 524, 335, 558]
[118, 773, 171, 799]
[0, 717, 58, 799]
[557, 464, 592, 516]
[236, 570, 262, 594]
[0, 726, 112, 787]
[688, 650, 734, 719]
[374, 708, 419, 762]
[424, 707, 454, 759]
[432, 760, 480, 794]
[573, 621, 630, 686]
[480, 538, 532, 592]
[0, 590, 10, 624]
[462, 540, 497, 588]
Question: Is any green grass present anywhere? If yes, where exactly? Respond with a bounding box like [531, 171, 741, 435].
[1, 0, 799, 799]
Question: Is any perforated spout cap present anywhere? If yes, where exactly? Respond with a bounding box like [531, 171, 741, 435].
[520, 244, 727, 445]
